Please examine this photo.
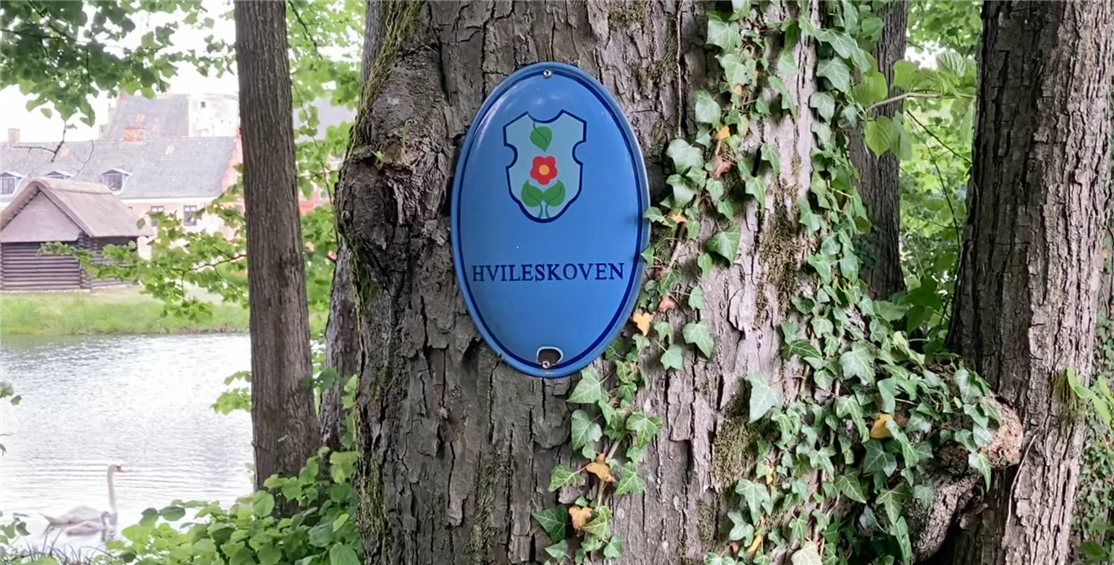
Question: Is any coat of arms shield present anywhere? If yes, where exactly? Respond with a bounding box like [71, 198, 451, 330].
[504, 111, 585, 222]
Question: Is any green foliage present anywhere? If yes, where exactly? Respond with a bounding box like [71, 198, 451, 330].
[0, 1, 233, 124]
[1076, 314, 1114, 563]
[104, 447, 360, 565]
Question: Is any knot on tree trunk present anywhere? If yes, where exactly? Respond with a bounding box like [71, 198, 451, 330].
[907, 396, 1023, 561]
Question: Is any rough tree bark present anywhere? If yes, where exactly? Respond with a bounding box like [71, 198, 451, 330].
[935, 2, 1113, 564]
[850, 0, 905, 300]
[335, 2, 827, 563]
[234, 0, 320, 488]
[320, 0, 382, 450]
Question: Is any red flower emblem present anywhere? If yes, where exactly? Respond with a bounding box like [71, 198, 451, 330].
[530, 156, 558, 185]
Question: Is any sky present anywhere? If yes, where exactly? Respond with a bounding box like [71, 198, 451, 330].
[0, 0, 238, 143]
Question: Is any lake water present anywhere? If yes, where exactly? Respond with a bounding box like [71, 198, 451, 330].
[0, 334, 253, 547]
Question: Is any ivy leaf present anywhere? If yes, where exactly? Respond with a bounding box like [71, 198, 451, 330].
[791, 543, 822, 565]
[689, 286, 705, 311]
[767, 75, 796, 116]
[667, 174, 696, 207]
[840, 343, 876, 383]
[809, 91, 836, 121]
[627, 412, 663, 446]
[877, 378, 898, 413]
[798, 197, 821, 232]
[614, 462, 647, 495]
[835, 474, 868, 503]
[817, 57, 852, 92]
[718, 53, 757, 87]
[747, 373, 781, 422]
[654, 321, 674, 343]
[745, 177, 766, 210]
[667, 139, 703, 173]
[533, 506, 569, 542]
[853, 71, 888, 107]
[697, 253, 714, 277]
[789, 513, 809, 543]
[760, 143, 781, 175]
[727, 511, 754, 542]
[570, 409, 602, 453]
[707, 226, 741, 263]
[894, 516, 913, 563]
[864, 440, 897, 478]
[914, 484, 934, 508]
[969, 452, 992, 489]
[707, 12, 740, 50]
[603, 535, 625, 559]
[876, 487, 906, 526]
[693, 90, 721, 125]
[545, 540, 569, 561]
[582, 508, 610, 539]
[735, 479, 772, 521]
[568, 368, 605, 404]
[786, 339, 821, 360]
[683, 321, 715, 358]
[645, 206, 666, 223]
[835, 396, 869, 441]
[548, 464, 584, 492]
[955, 367, 975, 401]
[661, 344, 684, 370]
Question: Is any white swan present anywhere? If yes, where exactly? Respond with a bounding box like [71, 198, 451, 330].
[43, 464, 124, 526]
[65, 511, 113, 536]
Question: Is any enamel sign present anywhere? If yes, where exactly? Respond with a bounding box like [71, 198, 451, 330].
[451, 62, 649, 378]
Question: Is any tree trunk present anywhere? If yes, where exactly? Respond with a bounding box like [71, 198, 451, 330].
[320, 0, 383, 450]
[336, 2, 822, 563]
[234, 0, 320, 489]
[850, 0, 905, 300]
[939, 2, 1112, 564]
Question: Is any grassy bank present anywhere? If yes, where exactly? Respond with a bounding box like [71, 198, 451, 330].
[0, 287, 250, 336]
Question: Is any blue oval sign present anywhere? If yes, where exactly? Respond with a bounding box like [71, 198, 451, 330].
[451, 62, 649, 378]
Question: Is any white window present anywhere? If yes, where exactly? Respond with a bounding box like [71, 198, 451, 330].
[0, 174, 21, 195]
[183, 205, 198, 227]
[101, 171, 128, 192]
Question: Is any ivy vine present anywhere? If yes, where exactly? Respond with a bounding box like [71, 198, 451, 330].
[532, 2, 1000, 564]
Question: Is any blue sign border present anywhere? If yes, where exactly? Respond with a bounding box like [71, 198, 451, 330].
[451, 62, 650, 379]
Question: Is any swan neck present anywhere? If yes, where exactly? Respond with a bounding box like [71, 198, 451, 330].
[107, 469, 117, 513]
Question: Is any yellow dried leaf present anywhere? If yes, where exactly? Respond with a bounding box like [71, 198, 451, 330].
[586, 456, 615, 483]
[746, 534, 763, 554]
[569, 505, 593, 531]
[632, 310, 652, 335]
[716, 125, 731, 141]
[670, 212, 688, 224]
[733, 84, 744, 97]
[870, 413, 894, 439]
[765, 470, 774, 486]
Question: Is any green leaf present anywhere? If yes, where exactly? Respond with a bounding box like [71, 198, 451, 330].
[735, 479, 772, 521]
[583, 507, 611, 538]
[745, 177, 766, 210]
[707, 226, 741, 263]
[545, 540, 569, 561]
[727, 511, 754, 542]
[840, 343, 875, 383]
[542, 181, 566, 206]
[786, 339, 821, 360]
[571, 409, 602, 452]
[689, 286, 705, 311]
[668, 139, 703, 173]
[809, 92, 836, 121]
[707, 13, 740, 49]
[955, 367, 975, 401]
[791, 543, 822, 565]
[548, 464, 584, 491]
[252, 491, 275, 517]
[854, 71, 888, 106]
[697, 254, 714, 277]
[864, 440, 897, 477]
[891, 60, 920, 90]
[668, 174, 696, 207]
[614, 462, 647, 495]
[682, 321, 715, 358]
[654, 321, 674, 343]
[627, 412, 663, 446]
[760, 143, 780, 175]
[603, 535, 625, 559]
[718, 53, 757, 87]
[914, 484, 934, 508]
[258, 546, 281, 565]
[329, 545, 360, 565]
[694, 90, 721, 124]
[864, 116, 897, 156]
[747, 373, 781, 422]
[645, 206, 666, 223]
[530, 126, 553, 151]
[568, 368, 605, 404]
[877, 378, 898, 413]
[894, 516, 913, 563]
[159, 505, 186, 521]
[877, 487, 906, 526]
[835, 474, 868, 503]
[860, 15, 884, 40]
[661, 344, 684, 370]
[798, 197, 821, 233]
[533, 506, 569, 542]
[522, 182, 544, 207]
[969, 452, 992, 489]
[835, 396, 870, 441]
[817, 57, 852, 91]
